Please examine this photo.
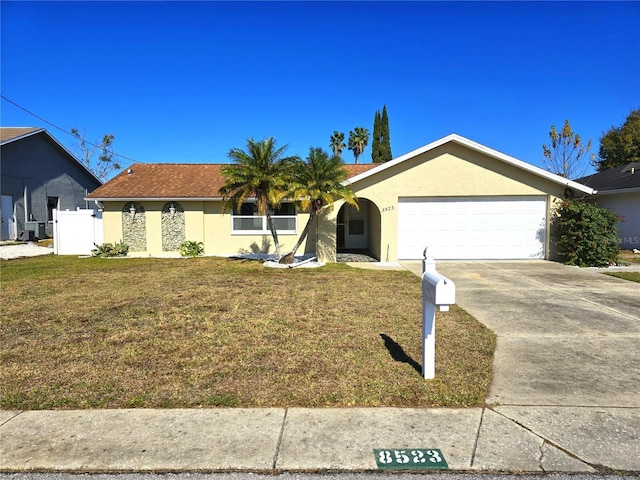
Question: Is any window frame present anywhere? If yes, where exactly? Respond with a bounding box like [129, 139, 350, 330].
[231, 201, 297, 235]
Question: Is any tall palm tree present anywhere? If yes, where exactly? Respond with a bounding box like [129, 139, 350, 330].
[280, 147, 358, 264]
[348, 127, 370, 164]
[219, 137, 298, 258]
[329, 131, 346, 158]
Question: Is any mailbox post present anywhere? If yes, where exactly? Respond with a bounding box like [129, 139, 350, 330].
[421, 253, 455, 379]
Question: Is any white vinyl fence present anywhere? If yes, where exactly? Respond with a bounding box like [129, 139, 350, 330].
[53, 208, 103, 255]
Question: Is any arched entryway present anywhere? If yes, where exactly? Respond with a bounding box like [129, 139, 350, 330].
[336, 198, 381, 260]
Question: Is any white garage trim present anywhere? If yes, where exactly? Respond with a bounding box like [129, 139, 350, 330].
[398, 196, 547, 260]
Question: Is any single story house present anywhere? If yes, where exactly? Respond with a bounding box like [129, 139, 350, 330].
[577, 162, 640, 250]
[1, 127, 102, 240]
[86, 134, 595, 261]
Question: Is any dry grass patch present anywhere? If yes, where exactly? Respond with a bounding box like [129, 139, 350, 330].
[1, 256, 495, 409]
[619, 250, 640, 264]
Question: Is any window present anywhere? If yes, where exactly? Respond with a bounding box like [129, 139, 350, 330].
[232, 202, 297, 234]
[47, 197, 59, 222]
[349, 219, 365, 235]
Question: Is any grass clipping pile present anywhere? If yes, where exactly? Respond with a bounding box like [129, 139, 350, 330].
[1, 256, 496, 409]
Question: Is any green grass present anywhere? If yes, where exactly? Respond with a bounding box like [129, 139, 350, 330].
[602, 271, 640, 283]
[1, 255, 496, 409]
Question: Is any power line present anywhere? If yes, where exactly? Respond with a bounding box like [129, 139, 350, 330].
[0, 94, 143, 164]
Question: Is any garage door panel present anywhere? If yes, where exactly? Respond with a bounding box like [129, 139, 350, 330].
[397, 197, 546, 260]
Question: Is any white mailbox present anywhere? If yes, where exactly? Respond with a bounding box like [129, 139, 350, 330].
[421, 253, 456, 380]
[422, 270, 456, 311]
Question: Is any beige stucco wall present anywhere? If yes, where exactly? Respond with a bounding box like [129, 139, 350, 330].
[101, 200, 311, 257]
[318, 144, 568, 262]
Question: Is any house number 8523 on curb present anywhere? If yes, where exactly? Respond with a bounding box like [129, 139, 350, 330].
[373, 448, 448, 470]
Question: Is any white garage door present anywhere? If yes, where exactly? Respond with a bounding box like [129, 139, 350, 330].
[397, 196, 547, 260]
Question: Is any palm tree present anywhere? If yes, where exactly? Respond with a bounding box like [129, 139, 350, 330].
[329, 131, 346, 158]
[219, 137, 298, 258]
[348, 127, 370, 164]
[280, 147, 358, 264]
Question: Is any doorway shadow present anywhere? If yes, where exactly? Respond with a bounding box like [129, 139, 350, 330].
[379, 333, 422, 374]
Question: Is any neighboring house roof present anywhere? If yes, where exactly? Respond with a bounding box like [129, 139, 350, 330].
[86, 162, 378, 200]
[0, 127, 42, 143]
[344, 133, 596, 195]
[576, 162, 640, 195]
[0, 127, 103, 185]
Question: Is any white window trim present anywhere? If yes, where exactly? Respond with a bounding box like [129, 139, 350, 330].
[231, 214, 297, 235]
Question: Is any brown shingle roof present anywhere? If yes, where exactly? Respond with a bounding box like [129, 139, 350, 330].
[0, 127, 42, 143]
[342, 164, 379, 177]
[87, 162, 380, 200]
[87, 163, 227, 199]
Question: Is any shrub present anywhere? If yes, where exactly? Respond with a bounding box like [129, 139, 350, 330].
[552, 198, 620, 267]
[91, 241, 129, 258]
[180, 240, 204, 257]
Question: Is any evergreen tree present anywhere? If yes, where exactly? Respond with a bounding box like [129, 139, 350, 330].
[380, 104, 392, 162]
[372, 109, 382, 163]
[596, 108, 640, 171]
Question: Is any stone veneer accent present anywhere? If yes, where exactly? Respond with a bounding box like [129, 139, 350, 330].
[122, 202, 147, 252]
[162, 202, 185, 251]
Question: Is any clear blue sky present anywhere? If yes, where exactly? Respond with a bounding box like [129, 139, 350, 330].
[2, 1, 639, 179]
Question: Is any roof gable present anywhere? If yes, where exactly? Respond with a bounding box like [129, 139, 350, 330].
[1, 127, 102, 185]
[344, 133, 596, 195]
[87, 135, 597, 201]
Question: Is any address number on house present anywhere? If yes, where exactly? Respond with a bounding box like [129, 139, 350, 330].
[373, 448, 448, 470]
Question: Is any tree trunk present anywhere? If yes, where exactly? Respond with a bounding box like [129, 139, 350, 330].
[265, 210, 282, 258]
[279, 208, 317, 264]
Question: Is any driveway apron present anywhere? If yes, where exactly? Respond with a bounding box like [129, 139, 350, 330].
[403, 260, 640, 408]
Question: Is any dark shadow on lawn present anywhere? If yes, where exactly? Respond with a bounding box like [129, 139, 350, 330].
[379, 333, 422, 374]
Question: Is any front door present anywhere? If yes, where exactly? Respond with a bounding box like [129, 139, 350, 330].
[1, 195, 16, 240]
[338, 202, 368, 250]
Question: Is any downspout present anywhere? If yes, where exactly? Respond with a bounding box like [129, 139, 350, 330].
[23, 180, 28, 227]
[545, 196, 551, 260]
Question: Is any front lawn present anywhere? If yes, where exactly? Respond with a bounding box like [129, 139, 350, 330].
[602, 271, 640, 283]
[0, 256, 495, 409]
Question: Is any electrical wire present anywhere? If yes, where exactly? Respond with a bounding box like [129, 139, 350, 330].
[1, 94, 144, 164]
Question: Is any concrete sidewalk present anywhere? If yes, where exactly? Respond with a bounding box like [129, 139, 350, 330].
[4, 406, 637, 473]
[1, 260, 639, 474]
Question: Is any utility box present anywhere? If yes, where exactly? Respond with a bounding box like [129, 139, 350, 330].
[422, 270, 455, 311]
[18, 230, 35, 241]
[25, 221, 46, 239]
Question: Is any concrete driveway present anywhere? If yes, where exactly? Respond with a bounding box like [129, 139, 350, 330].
[402, 260, 640, 408]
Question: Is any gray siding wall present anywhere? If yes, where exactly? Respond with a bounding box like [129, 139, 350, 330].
[0, 133, 102, 237]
